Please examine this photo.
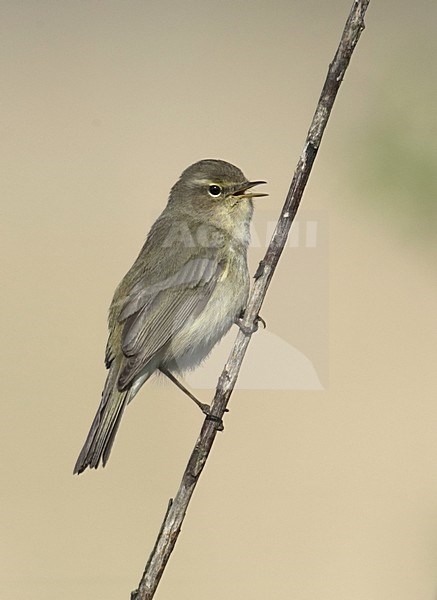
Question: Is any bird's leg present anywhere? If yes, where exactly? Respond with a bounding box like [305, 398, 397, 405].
[159, 367, 224, 428]
[235, 309, 267, 335]
[160, 367, 209, 413]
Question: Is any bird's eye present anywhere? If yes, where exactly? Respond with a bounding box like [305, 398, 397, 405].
[208, 184, 222, 197]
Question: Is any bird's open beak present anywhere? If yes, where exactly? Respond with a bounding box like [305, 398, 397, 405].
[233, 180, 268, 199]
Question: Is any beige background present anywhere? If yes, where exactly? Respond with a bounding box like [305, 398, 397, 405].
[2, 1, 437, 599]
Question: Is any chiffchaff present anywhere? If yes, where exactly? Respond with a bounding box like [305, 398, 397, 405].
[74, 159, 266, 473]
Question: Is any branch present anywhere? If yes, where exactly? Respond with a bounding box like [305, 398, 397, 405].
[131, 1, 370, 598]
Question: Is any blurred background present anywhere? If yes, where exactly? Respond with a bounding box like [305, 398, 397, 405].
[2, 1, 437, 599]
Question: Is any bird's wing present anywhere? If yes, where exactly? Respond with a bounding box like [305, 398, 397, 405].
[119, 257, 219, 322]
[117, 256, 224, 390]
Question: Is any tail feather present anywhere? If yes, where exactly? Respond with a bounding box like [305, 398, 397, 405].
[102, 399, 128, 467]
[74, 367, 129, 474]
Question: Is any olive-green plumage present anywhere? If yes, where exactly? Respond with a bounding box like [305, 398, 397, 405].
[74, 159, 266, 473]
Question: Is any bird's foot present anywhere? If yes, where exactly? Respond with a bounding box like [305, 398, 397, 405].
[204, 411, 225, 431]
[235, 311, 267, 335]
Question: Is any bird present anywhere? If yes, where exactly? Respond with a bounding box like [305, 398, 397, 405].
[74, 159, 266, 474]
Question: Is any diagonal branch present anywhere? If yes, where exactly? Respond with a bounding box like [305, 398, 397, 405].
[131, 1, 371, 598]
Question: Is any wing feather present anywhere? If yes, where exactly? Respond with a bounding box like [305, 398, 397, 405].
[117, 258, 224, 390]
[119, 257, 217, 322]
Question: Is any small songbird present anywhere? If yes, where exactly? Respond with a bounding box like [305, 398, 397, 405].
[74, 159, 266, 474]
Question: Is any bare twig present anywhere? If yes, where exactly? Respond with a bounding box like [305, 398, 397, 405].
[131, 1, 371, 598]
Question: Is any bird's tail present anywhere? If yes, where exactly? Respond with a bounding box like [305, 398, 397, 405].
[74, 366, 130, 474]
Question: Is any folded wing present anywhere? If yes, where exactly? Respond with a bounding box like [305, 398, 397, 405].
[117, 257, 224, 390]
